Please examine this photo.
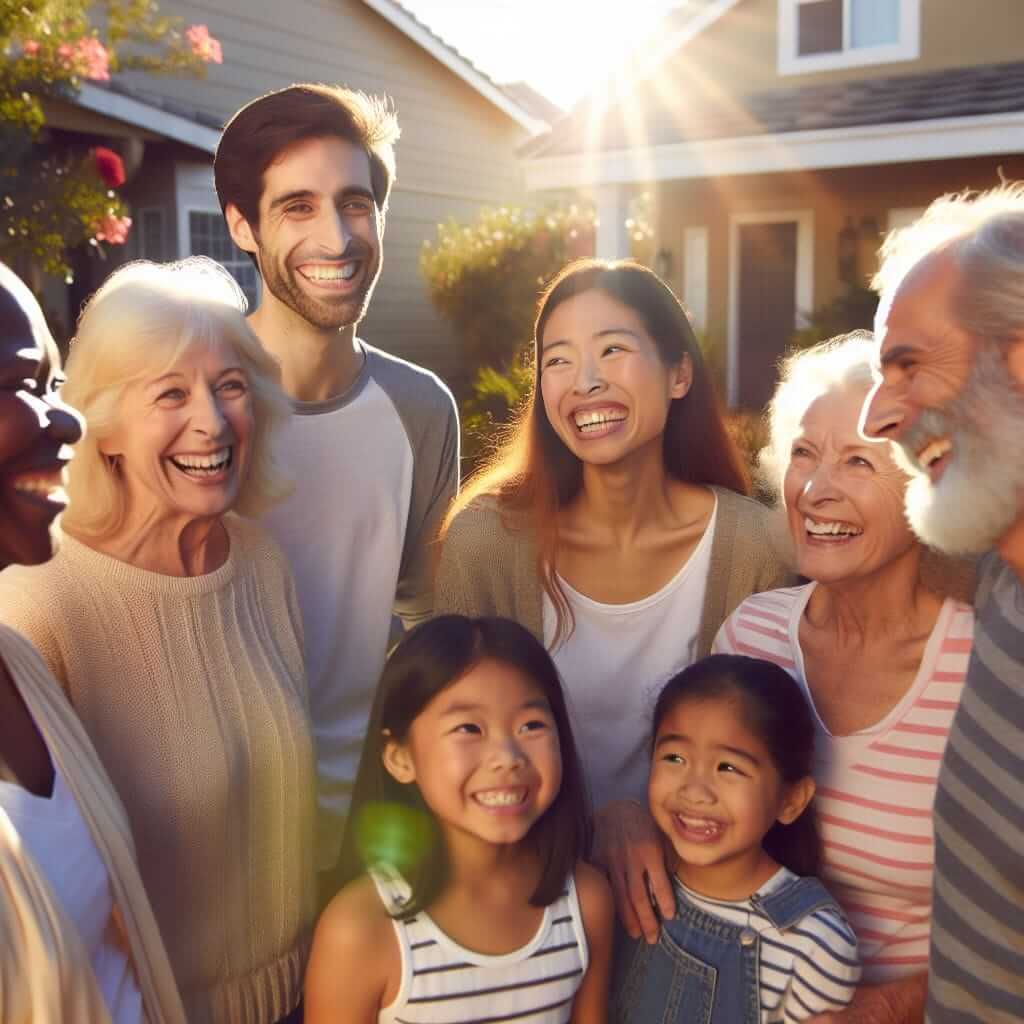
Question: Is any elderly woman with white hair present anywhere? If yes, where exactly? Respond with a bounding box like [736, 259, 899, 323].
[0, 258, 315, 1024]
[714, 331, 973, 1024]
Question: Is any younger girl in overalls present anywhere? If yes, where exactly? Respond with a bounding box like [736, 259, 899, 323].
[305, 614, 614, 1023]
[611, 654, 861, 1023]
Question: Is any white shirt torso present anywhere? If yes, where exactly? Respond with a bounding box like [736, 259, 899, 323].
[0, 765, 141, 1024]
[543, 498, 716, 809]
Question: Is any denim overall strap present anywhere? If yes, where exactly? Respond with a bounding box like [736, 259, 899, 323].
[751, 875, 840, 932]
[611, 880, 761, 1024]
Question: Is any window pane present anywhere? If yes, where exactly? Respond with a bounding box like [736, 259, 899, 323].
[797, 0, 843, 55]
[851, 0, 899, 47]
[188, 211, 260, 311]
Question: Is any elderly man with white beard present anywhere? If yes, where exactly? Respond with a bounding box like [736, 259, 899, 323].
[861, 183, 1024, 1024]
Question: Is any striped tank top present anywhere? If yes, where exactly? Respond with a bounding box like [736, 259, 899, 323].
[369, 864, 588, 1024]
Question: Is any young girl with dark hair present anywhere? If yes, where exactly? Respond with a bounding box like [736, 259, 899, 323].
[305, 615, 613, 1024]
[436, 259, 789, 940]
[612, 655, 860, 1023]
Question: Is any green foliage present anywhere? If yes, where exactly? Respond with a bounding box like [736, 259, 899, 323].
[790, 283, 878, 351]
[421, 203, 596, 377]
[422, 202, 596, 468]
[0, 0, 221, 278]
[460, 353, 533, 466]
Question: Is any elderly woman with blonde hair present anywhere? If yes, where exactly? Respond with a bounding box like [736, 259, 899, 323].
[714, 331, 973, 1024]
[0, 258, 316, 1024]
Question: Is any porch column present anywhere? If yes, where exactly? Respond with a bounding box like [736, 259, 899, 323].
[594, 184, 629, 259]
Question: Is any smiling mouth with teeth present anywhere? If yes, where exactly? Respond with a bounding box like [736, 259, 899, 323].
[299, 263, 358, 283]
[168, 447, 232, 477]
[573, 408, 627, 433]
[674, 814, 725, 839]
[10, 469, 67, 506]
[803, 516, 863, 539]
[473, 788, 528, 808]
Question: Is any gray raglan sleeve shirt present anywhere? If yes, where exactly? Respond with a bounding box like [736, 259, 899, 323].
[367, 347, 460, 631]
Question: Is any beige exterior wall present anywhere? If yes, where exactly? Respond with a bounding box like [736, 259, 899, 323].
[667, 0, 1024, 99]
[650, 152, 1024, 399]
[118, 0, 532, 386]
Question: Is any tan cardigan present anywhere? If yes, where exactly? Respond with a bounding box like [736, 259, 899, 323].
[0, 624, 184, 1024]
[436, 486, 790, 657]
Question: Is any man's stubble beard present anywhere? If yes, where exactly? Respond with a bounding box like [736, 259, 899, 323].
[258, 242, 382, 331]
[893, 345, 1024, 555]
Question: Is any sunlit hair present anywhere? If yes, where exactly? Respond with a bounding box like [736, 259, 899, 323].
[759, 331, 876, 501]
[61, 257, 291, 539]
[652, 654, 820, 877]
[873, 181, 1024, 349]
[336, 615, 590, 917]
[214, 83, 400, 231]
[441, 259, 749, 645]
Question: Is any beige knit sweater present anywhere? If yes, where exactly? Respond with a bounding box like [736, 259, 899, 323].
[0, 516, 316, 1024]
[436, 487, 791, 659]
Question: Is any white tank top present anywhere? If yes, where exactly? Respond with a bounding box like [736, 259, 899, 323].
[370, 864, 589, 1024]
[0, 763, 142, 1024]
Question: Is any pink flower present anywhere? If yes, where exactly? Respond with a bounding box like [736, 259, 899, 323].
[76, 37, 110, 81]
[94, 214, 132, 245]
[56, 37, 110, 81]
[22, 40, 40, 57]
[92, 147, 126, 188]
[185, 24, 223, 64]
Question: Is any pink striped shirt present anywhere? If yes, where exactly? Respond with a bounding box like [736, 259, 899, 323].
[713, 584, 972, 983]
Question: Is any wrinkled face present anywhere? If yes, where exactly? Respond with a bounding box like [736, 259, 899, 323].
[0, 272, 83, 567]
[237, 135, 383, 330]
[100, 338, 254, 525]
[784, 383, 917, 583]
[862, 250, 1024, 554]
[385, 659, 563, 852]
[648, 696, 799, 896]
[539, 289, 690, 467]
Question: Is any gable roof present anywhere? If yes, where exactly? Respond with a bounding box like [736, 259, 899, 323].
[358, 0, 549, 135]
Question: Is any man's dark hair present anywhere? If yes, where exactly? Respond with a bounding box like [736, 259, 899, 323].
[214, 83, 399, 229]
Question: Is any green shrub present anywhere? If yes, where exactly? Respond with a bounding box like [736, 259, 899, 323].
[421, 203, 595, 389]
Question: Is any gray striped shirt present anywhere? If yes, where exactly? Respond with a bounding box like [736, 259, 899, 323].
[927, 552, 1024, 1022]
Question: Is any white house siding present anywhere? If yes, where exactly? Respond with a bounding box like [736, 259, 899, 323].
[118, 0, 531, 386]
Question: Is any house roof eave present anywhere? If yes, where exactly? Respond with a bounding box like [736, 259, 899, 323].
[359, 0, 549, 135]
[524, 108, 1024, 191]
[75, 83, 220, 155]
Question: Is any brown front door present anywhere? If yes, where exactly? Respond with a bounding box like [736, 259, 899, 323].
[736, 221, 798, 411]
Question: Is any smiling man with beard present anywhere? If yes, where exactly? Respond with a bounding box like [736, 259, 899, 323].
[215, 85, 459, 889]
[862, 183, 1024, 1024]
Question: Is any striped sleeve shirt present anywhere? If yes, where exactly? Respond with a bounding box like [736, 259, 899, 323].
[713, 584, 973, 983]
[927, 553, 1024, 1023]
[680, 869, 860, 1022]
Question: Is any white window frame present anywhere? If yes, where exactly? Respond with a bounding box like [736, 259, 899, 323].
[778, 0, 920, 77]
[726, 210, 814, 408]
[185, 206, 262, 310]
[683, 227, 709, 333]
